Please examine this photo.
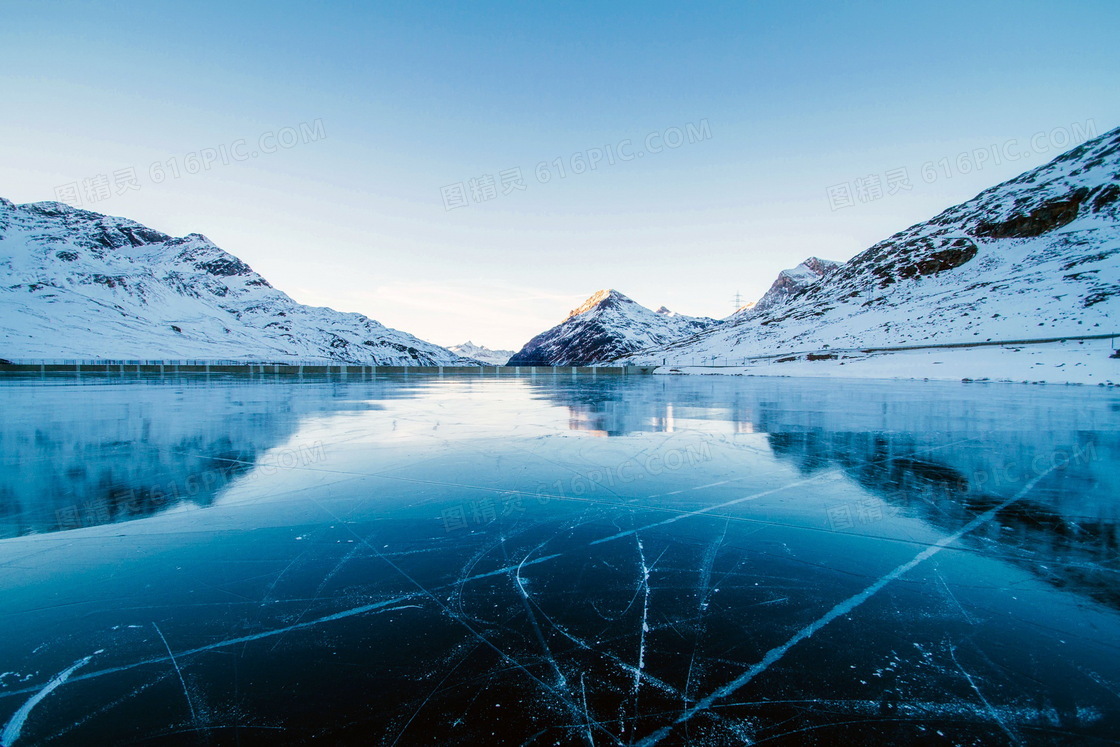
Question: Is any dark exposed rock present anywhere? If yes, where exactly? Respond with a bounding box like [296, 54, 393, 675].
[865, 237, 979, 285]
[121, 226, 172, 246]
[90, 274, 128, 289]
[1083, 286, 1119, 307]
[1091, 183, 1120, 212]
[973, 188, 1090, 238]
[195, 256, 252, 277]
[25, 202, 84, 219]
[93, 226, 130, 249]
[898, 239, 979, 279]
[1062, 249, 1117, 271]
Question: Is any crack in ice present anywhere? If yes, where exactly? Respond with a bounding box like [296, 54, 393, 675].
[152, 623, 198, 725]
[1, 653, 97, 747]
[634, 465, 1058, 746]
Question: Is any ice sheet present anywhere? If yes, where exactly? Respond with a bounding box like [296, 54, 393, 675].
[0, 373, 1117, 744]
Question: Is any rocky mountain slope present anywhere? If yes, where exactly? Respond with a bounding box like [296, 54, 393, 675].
[507, 289, 716, 366]
[448, 341, 515, 365]
[623, 126, 1120, 368]
[744, 256, 842, 316]
[0, 200, 473, 364]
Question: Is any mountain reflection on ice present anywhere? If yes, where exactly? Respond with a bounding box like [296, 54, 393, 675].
[0, 376, 406, 538]
[0, 373, 1117, 745]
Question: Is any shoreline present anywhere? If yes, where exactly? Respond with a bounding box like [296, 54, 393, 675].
[654, 339, 1119, 386]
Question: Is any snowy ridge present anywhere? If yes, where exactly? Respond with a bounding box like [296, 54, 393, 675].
[0, 200, 474, 364]
[622, 126, 1120, 376]
[744, 256, 842, 316]
[448, 341, 516, 365]
[507, 289, 716, 366]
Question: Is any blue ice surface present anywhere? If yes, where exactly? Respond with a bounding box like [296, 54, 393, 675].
[0, 372, 1117, 745]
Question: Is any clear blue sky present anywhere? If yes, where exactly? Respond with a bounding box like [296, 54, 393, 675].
[2, 1, 1117, 349]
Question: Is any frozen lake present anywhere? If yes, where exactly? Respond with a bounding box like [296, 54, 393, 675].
[0, 373, 1118, 745]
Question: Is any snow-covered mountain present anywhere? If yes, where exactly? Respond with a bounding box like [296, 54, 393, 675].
[624, 126, 1120, 370]
[507, 289, 716, 366]
[0, 199, 475, 364]
[448, 341, 515, 365]
[743, 256, 842, 316]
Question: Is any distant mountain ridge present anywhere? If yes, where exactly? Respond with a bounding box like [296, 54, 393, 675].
[507, 289, 716, 366]
[449, 341, 515, 365]
[746, 257, 842, 316]
[0, 199, 474, 364]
